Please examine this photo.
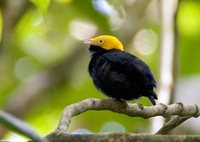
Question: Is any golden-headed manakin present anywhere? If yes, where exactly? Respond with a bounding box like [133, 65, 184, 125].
[84, 35, 157, 105]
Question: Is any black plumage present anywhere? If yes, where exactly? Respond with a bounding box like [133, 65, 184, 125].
[88, 45, 157, 105]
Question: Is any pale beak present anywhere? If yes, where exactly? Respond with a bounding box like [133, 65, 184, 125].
[83, 39, 96, 45]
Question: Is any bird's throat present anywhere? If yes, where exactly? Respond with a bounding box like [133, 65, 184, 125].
[89, 45, 107, 55]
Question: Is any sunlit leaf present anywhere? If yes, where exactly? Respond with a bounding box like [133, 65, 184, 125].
[178, 1, 200, 38]
[14, 10, 44, 44]
[30, 0, 51, 16]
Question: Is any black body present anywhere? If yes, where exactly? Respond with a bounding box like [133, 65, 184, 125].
[88, 45, 158, 105]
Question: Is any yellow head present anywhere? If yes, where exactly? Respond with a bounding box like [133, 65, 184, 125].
[84, 35, 124, 51]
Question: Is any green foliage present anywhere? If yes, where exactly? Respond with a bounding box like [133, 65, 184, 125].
[177, 0, 200, 75]
[30, 0, 51, 16]
[178, 1, 200, 39]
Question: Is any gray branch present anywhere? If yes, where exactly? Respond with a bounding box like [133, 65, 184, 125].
[156, 116, 191, 134]
[46, 132, 200, 142]
[0, 111, 47, 142]
[57, 98, 199, 133]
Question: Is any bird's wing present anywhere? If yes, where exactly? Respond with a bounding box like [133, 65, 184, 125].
[102, 51, 157, 88]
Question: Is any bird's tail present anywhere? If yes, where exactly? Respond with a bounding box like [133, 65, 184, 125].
[148, 91, 158, 106]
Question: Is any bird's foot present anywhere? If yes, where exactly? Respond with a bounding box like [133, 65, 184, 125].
[135, 102, 144, 110]
[114, 98, 127, 103]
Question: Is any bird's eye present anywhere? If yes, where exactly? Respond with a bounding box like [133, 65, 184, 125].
[99, 40, 104, 44]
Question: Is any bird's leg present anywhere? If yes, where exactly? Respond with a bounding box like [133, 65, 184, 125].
[115, 98, 127, 103]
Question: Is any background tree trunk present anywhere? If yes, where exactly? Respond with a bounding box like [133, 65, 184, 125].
[150, 0, 180, 133]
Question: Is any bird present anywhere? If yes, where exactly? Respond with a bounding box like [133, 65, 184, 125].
[84, 35, 158, 105]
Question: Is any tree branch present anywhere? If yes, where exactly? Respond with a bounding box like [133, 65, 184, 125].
[155, 116, 191, 134]
[0, 0, 31, 53]
[0, 111, 47, 142]
[45, 132, 200, 142]
[57, 98, 199, 132]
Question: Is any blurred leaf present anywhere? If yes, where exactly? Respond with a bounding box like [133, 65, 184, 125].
[15, 10, 44, 43]
[179, 36, 200, 76]
[30, 0, 51, 16]
[178, 1, 200, 39]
